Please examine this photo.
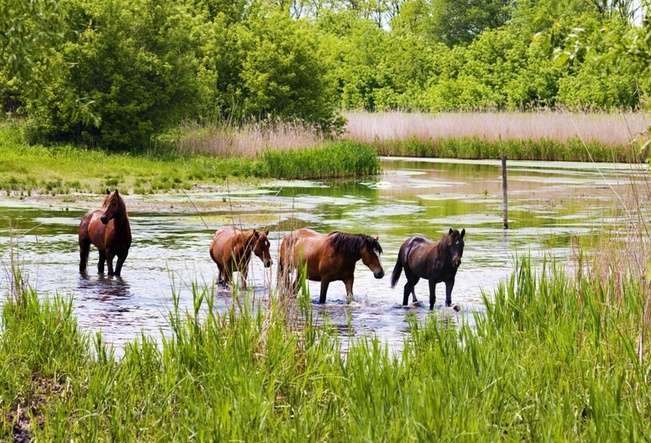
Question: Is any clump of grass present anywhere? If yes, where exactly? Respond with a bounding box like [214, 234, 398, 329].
[371, 137, 641, 162]
[1, 256, 650, 440]
[262, 141, 379, 179]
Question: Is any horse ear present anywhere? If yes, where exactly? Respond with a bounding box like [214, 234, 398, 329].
[461, 228, 465, 239]
[264, 230, 269, 236]
[114, 189, 119, 195]
[449, 228, 453, 235]
[106, 189, 110, 195]
[252, 229, 258, 236]
[374, 235, 379, 240]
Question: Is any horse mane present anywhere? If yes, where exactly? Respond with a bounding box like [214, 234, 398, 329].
[107, 191, 127, 216]
[328, 232, 383, 256]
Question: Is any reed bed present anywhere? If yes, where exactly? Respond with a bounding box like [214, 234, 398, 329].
[345, 111, 651, 162]
[345, 111, 651, 145]
[168, 120, 324, 157]
[1, 255, 650, 440]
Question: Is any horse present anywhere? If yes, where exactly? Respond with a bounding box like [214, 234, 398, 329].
[209, 226, 272, 289]
[391, 228, 465, 310]
[278, 228, 384, 304]
[79, 189, 132, 277]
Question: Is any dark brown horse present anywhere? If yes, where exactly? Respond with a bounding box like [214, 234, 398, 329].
[79, 190, 132, 277]
[209, 226, 272, 289]
[391, 228, 465, 310]
[278, 228, 384, 303]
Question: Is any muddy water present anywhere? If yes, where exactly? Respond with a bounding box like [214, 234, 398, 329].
[0, 158, 646, 352]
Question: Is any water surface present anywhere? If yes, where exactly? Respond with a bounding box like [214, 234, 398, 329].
[0, 158, 645, 352]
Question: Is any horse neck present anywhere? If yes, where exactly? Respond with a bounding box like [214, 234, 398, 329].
[239, 231, 256, 255]
[112, 205, 129, 231]
[434, 239, 451, 263]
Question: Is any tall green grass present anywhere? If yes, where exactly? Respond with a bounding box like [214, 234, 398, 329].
[1, 258, 650, 440]
[371, 137, 641, 163]
[262, 141, 379, 179]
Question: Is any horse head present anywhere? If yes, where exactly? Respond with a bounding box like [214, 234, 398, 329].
[446, 228, 466, 268]
[100, 190, 126, 224]
[360, 235, 385, 279]
[252, 229, 272, 268]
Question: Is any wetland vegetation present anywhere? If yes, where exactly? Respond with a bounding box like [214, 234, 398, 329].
[1, 0, 651, 440]
[1, 256, 650, 440]
[0, 122, 378, 195]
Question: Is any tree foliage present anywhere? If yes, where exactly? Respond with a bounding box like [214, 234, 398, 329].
[1, 0, 649, 149]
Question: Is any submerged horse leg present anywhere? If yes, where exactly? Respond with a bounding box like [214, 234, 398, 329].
[106, 251, 115, 276]
[319, 280, 330, 304]
[79, 238, 90, 274]
[445, 279, 455, 307]
[344, 276, 354, 303]
[216, 263, 225, 286]
[97, 250, 106, 274]
[240, 267, 248, 290]
[402, 269, 419, 306]
[115, 251, 128, 277]
[428, 279, 437, 310]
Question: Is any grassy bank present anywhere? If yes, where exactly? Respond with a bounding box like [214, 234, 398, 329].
[369, 137, 641, 163]
[0, 122, 379, 195]
[1, 258, 650, 440]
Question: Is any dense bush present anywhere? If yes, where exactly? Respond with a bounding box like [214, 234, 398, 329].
[21, 0, 210, 148]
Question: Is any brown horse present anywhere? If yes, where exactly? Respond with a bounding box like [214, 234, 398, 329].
[278, 228, 384, 303]
[391, 228, 465, 310]
[209, 226, 272, 289]
[79, 189, 132, 277]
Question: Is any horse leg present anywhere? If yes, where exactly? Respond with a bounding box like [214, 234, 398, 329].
[106, 251, 115, 276]
[319, 280, 330, 304]
[79, 238, 90, 274]
[115, 251, 128, 277]
[344, 276, 354, 303]
[402, 270, 418, 306]
[97, 250, 106, 274]
[445, 279, 455, 307]
[217, 263, 225, 286]
[428, 279, 437, 310]
[240, 267, 248, 291]
[223, 266, 233, 288]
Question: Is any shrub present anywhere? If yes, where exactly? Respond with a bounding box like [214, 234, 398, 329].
[23, 0, 210, 149]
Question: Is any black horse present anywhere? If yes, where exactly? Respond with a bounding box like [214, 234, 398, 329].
[391, 228, 465, 310]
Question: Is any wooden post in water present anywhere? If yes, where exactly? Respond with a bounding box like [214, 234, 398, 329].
[501, 154, 509, 229]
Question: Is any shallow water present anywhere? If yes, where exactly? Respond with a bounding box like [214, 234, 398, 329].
[0, 158, 646, 352]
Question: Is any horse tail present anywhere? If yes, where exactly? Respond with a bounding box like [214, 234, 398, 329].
[391, 243, 405, 288]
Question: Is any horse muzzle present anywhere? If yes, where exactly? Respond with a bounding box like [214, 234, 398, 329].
[264, 259, 273, 268]
[452, 258, 462, 268]
[374, 270, 385, 279]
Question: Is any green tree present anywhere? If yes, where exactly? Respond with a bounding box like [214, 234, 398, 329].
[224, 10, 338, 128]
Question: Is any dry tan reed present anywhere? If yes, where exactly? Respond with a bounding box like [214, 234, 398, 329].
[173, 121, 323, 157]
[344, 111, 651, 145]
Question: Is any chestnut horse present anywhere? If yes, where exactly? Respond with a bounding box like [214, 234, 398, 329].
[391, 228, 465, 310]
[278, 228, 384, 303]
[209, 227, 272, 289]
[79, 190, 132, 277]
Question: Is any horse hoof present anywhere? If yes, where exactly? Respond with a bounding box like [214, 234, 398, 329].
[452, 304, 461, 312]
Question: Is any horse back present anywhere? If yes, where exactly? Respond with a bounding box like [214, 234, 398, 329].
[281, 229, 334, 280]
[210, 227, 240, 266]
